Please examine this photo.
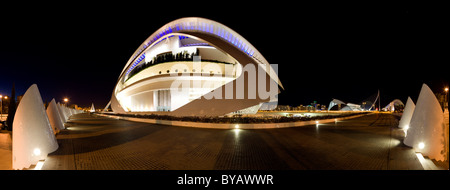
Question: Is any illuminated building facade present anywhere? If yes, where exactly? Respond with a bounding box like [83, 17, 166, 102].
[111, 17, 282, 116]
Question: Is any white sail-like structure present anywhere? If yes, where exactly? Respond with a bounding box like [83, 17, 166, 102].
[398, 97, 415, 132]
[404, 84, 446, 161]
[56, 102, 67, 123]
[63, 106, 70, 120]
[12, 84, 59, 170]
[90, 103, 95, 112]
[47, 98, 65, 132]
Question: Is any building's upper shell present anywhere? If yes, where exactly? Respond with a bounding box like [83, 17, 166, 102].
[117, 17, 282, 89]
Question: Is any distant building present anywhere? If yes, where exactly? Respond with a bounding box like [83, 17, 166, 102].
[306, 105, 314, 112]
[328, 99, 362, 111]
[275, 105, 291, 111]
[295, 105, 306, 111]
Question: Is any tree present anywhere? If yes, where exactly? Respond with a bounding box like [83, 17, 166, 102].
[6, 83, 16, 131]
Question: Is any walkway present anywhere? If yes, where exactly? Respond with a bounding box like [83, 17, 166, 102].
[39, 113, 425, 170]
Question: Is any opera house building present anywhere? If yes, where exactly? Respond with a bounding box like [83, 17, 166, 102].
[111, 17, 283, 116]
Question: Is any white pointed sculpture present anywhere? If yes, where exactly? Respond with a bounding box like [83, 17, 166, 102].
[47, 98, 65, 132]
[398, 97, 415, 133]
[63, 106, 71, 119]
[56, 102, 67, 123]
[90, 103, 95, 112]
[12, 84, 59, 170]
[404, 84, 446, 161]
[67, 107, 71, 116]
[59, 103, 69, 121]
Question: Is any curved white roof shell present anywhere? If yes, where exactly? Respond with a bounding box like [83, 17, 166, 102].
[111, 17, 283, 116]
[383, 99, 404, 111]
[328, 99, 346, 111]
[117, 17, 282, 89]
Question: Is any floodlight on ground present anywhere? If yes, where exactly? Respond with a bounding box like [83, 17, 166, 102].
[33, 148, 41, 156]
[34, 161, 45, 170]
[418, 142, 425, 150]
[403, 125, 409, 137]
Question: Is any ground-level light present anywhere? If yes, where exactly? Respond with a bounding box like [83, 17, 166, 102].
[418, 142, 425, 149]
[33, 148, 41, 156]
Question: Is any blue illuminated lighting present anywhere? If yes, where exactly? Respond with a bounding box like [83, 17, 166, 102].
[250, 50, 255, 56]
[127, 21, 260, 79]
[125, 53, 146, 77]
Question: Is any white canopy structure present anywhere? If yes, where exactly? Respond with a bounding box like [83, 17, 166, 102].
[398, 97, 415, 132]
[341, 103, 362, 111]
[328, 99, 346, 111]
[404, 84, 446, 161]
[328, 99, 362, 111]
[383, 99, 404, 112]
[12, 84, 58, 170]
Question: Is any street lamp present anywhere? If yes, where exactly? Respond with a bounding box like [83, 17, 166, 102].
[64, 98, 69, 106]
[0, 95, 6, 121]
[0, 95, 2, 121]
[445, 87, 449, 110]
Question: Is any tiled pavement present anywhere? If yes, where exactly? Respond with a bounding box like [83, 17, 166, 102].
[40, 113, 426, 170]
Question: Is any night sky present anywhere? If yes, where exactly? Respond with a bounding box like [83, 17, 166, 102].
[0, 3, 446, 109]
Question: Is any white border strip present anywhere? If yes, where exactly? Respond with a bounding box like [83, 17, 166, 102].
[415, 153, 439, 170]
[96, 113, 370, 129]
[33, 160, 45, 170]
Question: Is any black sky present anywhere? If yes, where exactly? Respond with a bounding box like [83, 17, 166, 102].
[0, 2, 447, 108]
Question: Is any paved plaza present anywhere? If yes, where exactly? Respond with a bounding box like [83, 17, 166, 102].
[27, 112, 427, 170]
